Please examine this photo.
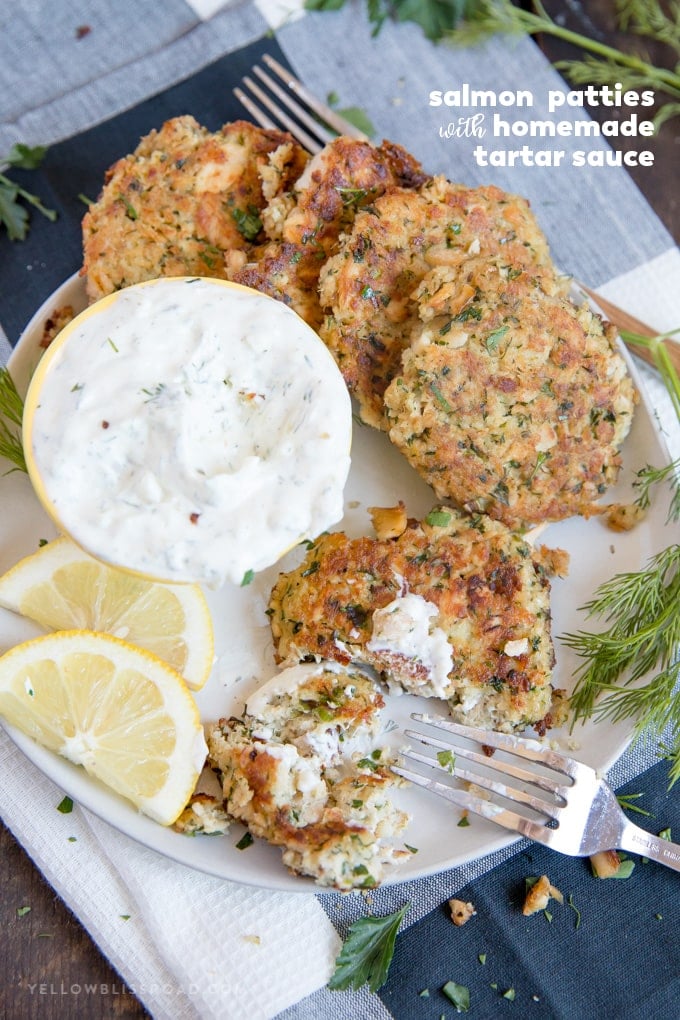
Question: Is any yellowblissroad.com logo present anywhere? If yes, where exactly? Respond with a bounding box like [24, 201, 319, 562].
[430, 82, 657, 168]
[22, 979, 238, 999]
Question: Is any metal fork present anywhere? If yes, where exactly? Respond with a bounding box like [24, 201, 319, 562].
[393, 714, 680, 870]
[233, 53, 367, 154]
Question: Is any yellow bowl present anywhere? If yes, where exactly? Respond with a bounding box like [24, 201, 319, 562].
[24, 277, 352, 588]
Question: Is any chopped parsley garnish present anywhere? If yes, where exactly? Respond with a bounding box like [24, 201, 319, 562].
[328, 902, 409, 992]
[232, 206, 262, 241]
[357, 749, 383, 772]
[240, 569, 255, 587]
[442, 980, 470, 1012]
[425, 509, 452, 527]
[437, 749, 456, 773]
[16, 906, 31, 918]
[57, 796, 73, 814]
[457, 815, 470, 827]
[235, 831, 254, 850]
[485, 325, 509, 352]
[454, 305, 482, 323]
[430, 381, 451, 412]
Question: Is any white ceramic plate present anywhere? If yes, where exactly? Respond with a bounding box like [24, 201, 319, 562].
[0, 274, 671, 893]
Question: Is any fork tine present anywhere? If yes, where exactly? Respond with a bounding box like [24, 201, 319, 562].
[234, 77, 324, 154]
[233, 86, 278, 132]
[392, 763, 552, 843]
[262, 54, 369, 140]
[399, 747, 561, 822]
[252, 65, 336, 146]
[410, 714, 583, 779]
[403, 728, 568, 798]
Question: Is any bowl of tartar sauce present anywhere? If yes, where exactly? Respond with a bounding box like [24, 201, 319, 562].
[23, 277, 352, 588]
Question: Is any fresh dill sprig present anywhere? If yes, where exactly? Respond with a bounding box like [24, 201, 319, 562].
[563, 315, 680, 784]
[445, 0, 680, 129]
[619, 324, 680, 522]
[565, 546, 680, 782]
[616, 0, 680, 58]
[0, 367, 27, 473]
[634, 459, 680, 522]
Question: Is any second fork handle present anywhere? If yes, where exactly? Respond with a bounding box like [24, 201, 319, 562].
[619, 820, 680, 872]
[580, 285, 680, 377]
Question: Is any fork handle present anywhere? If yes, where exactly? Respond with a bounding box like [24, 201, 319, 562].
[619, 821, 680, 871]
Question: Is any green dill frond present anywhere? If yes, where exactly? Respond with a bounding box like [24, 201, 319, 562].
[444, 0, 680, 127]
[445, 0, 531, 45]
[616, 0, 680, 58]
[554, 55, 661, 94]
[0, 367, 27, 473]
[634, 457, 680, 522]
[653, 100, 680, 128]
[566, 544, 680, 728]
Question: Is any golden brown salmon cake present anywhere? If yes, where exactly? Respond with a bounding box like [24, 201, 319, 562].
[81, 116, 308, 302]
[228, 136, 428, 329]
[384, 258, 637, 530]
[318, 176, 553, 428]
[269, 508, 568, 733]
[207, 662, 409, 890]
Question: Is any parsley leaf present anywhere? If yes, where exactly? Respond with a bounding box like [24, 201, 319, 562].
[57, 796, 74, 814]
[393, 0, 472, 41]
[232, 206, 263, 241]
[235, 830, 254, 850]
[0, 144, 56, 241]
[334, 106, 375, 137]
[328, 902, 409, 992]
[425, 509, 452, 527]
[443, 979, 470, 1011]
[6, 143, 48, 169]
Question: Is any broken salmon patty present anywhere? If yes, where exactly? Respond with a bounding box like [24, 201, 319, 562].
[269, 508, 567, 732]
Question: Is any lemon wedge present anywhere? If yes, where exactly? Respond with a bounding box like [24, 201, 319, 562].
[0, 630, 207, 825]
[0, 537, 214, 690]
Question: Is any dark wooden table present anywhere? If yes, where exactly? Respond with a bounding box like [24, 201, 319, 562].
[2, 5, 678, 1019]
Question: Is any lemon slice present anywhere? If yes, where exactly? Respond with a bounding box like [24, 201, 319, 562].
[0, 537, 214, 690]
[0, 630, 207, 824]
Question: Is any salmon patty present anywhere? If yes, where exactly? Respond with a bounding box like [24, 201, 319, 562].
[228, 136, 428, 329]
[207, 662, 409, 890]
[269, 508, 568, 733]
[82, 116, 308, 302]
[384, 258, 637, 530]
[318, 176, 552, 427]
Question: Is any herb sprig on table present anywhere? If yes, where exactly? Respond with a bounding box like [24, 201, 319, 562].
[0, 368, 27, 473]
[566, 325, 680, 786]
[307, 0, 680, 127]
[328, 902, 410, 992]
[0, 144, 56, 241]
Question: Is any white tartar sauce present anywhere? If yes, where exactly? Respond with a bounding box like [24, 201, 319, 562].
[25, 278, 352, 587]
[367, 592, 453, 696]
